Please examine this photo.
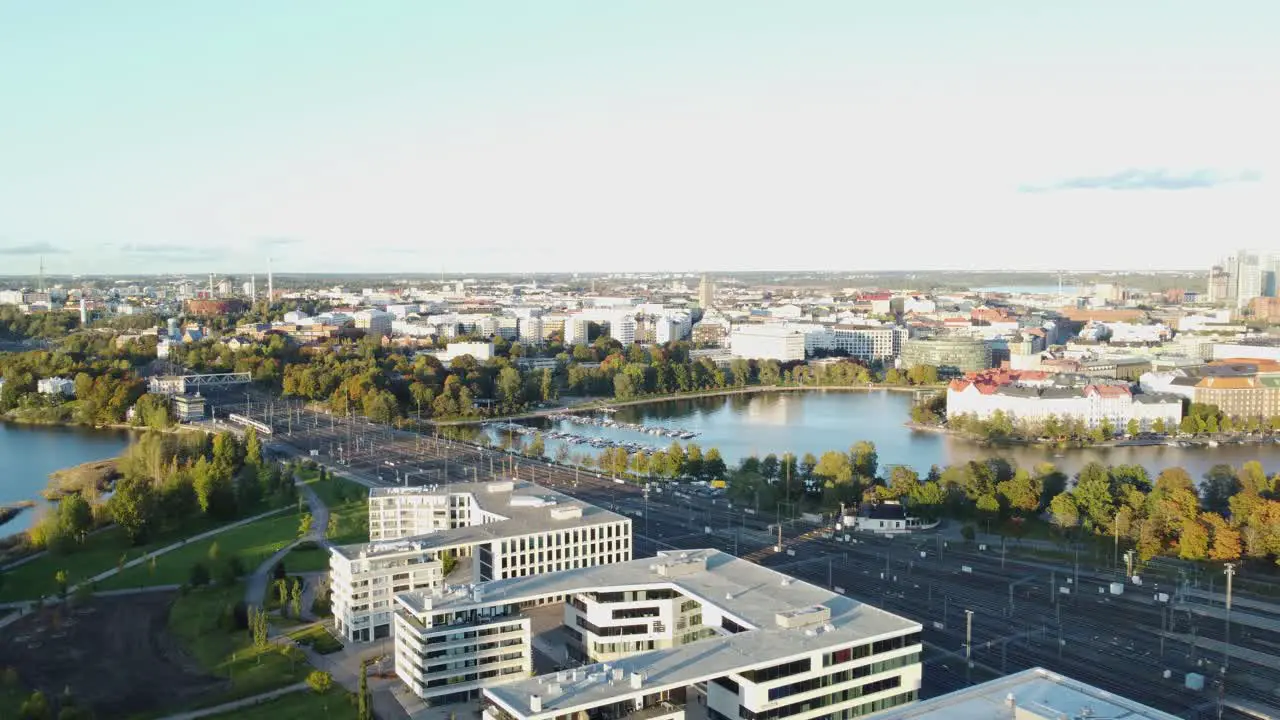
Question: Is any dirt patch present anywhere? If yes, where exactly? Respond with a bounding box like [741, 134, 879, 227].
[43, 458, 119, 501]
[0, 593, 224, 719]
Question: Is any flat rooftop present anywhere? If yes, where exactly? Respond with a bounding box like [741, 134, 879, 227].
[333, 480, 629, 560]
[863, 667, 1182, 720]
[461, 550, 918, 719]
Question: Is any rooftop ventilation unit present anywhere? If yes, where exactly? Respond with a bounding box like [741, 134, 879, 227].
[775, 605, 832, 630]
[487, 480, 515, 494]
[550, 505, 583, 521]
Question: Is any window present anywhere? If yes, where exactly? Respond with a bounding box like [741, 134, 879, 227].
[740, 658, 811, 684]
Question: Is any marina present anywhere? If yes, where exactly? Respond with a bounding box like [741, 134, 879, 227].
[483, 421, 667, 454]
[545, 412, 700, 439]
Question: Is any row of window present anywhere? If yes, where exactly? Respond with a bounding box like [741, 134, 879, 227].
[823, 632, 922, 668]
[575, 615, 649, 637]
[500, 540, 629, 568]
[500, 552, 628, 579]
[740, 675, 903, 720]
[422, 663, 524, 689]
[591, 588, 679, 603]
[768, 653, 918, 702]
[612, 606, 661, 620]
[499, 523, 628, 554]
[740, 658, 811, 684]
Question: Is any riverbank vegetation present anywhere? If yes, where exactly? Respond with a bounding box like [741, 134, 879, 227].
[172, 333, 939, 424]
[0, 428, 298, 601]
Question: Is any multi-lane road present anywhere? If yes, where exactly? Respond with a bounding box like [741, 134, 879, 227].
[230, 396, 1280, 720]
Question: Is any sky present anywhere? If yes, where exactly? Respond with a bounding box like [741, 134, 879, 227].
[1, 1, 1279, 276]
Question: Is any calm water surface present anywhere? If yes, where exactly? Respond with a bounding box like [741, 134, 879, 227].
[0, 423, 133, 534]
[500, 391, 1280, 481]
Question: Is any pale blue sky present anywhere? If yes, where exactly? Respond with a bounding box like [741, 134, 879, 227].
[1, 1, 1278, 276]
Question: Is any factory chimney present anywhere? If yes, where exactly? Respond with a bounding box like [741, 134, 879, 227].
[79, 297, 87, 325]
[267, 258, 274, 305]
[250, 274, 257, 304]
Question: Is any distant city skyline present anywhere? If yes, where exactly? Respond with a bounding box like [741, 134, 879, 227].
[2, 1, 1278, 274]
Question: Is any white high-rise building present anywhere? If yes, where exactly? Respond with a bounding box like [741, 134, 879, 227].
[610, 313, 637, 345]
[330, 481, 632, 644]
[393, 549, 923, 712]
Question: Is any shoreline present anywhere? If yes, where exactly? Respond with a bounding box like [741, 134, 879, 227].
[902, 420, 1280, 451]
[431, 383, 942, 426]
[0, 501, 35, 529]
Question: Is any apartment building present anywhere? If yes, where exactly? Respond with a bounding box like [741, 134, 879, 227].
[331, 481, 632, 644]
[417, 549, 924, 718]
[804, 325, 907, 362]
[946, 370, 1182, 431]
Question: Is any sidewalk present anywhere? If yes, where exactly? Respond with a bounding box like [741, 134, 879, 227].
[244, 480, 328, 607]
[153, 682, 307, 720]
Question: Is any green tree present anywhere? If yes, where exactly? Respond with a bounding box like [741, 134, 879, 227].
[849, 441, 878, 478]
[54, 570, 68, 601]
[298, 512, 314, 538]
[814, 451, 854, 484]
[527, 435, 546, 458]
[358, 662, 372, 720]
[107, 476, 159, 544]
[244, 426, 264, 467]
[57, 494, 93, 543]
[1072, 462, 1115, 530]
[1125, 418, 1140, 437]
[703, 448, 727, 481]
[290, 578, 303, 619]
[1048, 493, 1080, 534]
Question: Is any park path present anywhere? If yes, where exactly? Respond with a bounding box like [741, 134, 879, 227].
[244, 480, 328, 607]
[152, 682, 308, 720]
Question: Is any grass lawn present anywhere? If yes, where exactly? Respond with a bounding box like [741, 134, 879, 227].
[202, 687, 356, 720]
[167, 582, 312, 707]
[0, 521, 220, 602]
[97, 509, 300, 590]
[286, 623, 344, 654]
[283, 544, 330, 573]
[305, 474, 368, 546]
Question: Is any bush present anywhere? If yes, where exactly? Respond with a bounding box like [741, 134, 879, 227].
[294, 540, 320, 552]
[306, 670, 333, 695]
[189, 562, 210, 587]
[272, 561, 287, 581]
[960, 525, 976, 542]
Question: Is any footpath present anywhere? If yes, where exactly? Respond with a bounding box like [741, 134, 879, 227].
[244, 481, 329, 607]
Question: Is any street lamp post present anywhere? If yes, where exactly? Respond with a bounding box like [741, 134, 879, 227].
[1223, 562, 1235, 673]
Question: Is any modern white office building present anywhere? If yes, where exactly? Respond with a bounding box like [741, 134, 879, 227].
[729, 325, 807, 362]
[393, 548, 923, 714]
[331, 481, 632, 644]
[863, 666, 1180, 720]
